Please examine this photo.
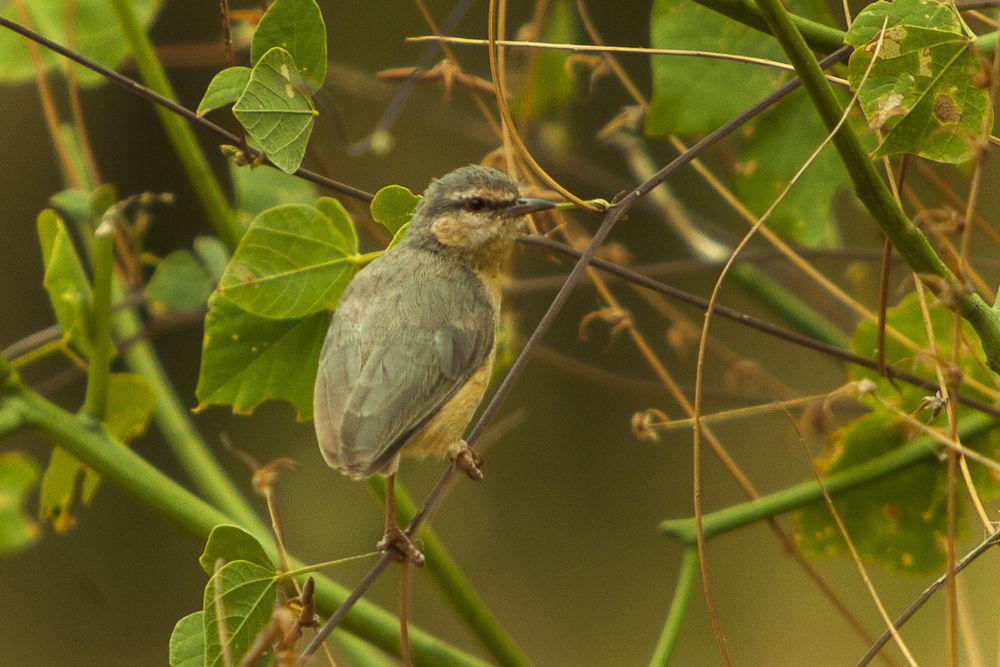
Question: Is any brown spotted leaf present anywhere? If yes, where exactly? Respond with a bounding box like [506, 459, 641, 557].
[846, 0, 992, 163]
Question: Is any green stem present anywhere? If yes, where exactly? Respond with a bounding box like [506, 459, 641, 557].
[730, 264, 848, 347]
[330, 628, 394, 666]
[692, 0, 998, 54]
[649, 547, 699, 667]
[749, 0, 1000, 374]
[692, 0, 845, 51]
[108, 0, 241, 249]
[83, 230, 115, 419]
[660, 413, 997, 544]
[0, 373, 486, 667]
[111, 282, 267, 535]
[368, 476, 530, 667]
[0, 399, 24, 435]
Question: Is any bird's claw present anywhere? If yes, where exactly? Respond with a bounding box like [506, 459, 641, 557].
[377, 528, 425, 566]
[449, 441, 484, 481]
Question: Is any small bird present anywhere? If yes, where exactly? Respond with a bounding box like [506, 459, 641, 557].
[313, 165, 554, 562]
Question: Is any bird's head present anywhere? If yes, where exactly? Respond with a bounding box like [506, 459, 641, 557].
[405, 165, 555, 269]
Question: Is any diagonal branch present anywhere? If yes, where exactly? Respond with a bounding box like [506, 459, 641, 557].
[298, 42, 855, 664]
[0, 16, 374, 207]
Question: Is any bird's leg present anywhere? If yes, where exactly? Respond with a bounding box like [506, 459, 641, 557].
[448, 440, 484, 481]
[377, 474, 425, 565]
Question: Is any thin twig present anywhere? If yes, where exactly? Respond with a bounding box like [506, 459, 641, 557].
[857, 525, 1000, 666]
[0, 15, 374, 204]
[408, 35, 851, 86]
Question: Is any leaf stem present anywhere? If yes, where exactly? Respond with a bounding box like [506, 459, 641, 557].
[659, 413, 997, 544]
[82, 230, 115, 420]
[278, 552, 381, 580]
[107, 0, 242, 248]
[649, 547, 699, 667]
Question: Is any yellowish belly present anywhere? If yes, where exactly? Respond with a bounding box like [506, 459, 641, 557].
[401, 351, 495, 459]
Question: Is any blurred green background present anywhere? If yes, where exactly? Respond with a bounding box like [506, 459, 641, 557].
[1, 1, 998, 665]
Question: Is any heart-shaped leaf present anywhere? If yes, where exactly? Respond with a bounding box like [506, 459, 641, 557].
[250, 0, 327, 91]
[200, 525, 275, 576]
[202, 560, 278, 667]
[233, 47, 318, 174]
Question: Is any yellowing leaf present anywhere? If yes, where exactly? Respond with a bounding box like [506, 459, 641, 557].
[369, 185, 420, 235]
[846, 0, 992, 163]
[37, 209, 93, 356]
[0, 452, 40, 555]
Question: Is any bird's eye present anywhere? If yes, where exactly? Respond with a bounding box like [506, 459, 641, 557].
[465, 197, 486, 212]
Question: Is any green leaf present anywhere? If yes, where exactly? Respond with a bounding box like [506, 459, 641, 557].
[219, 203, 356, 319]
[647, 0, 785, 135]
[195, 293, 328, 420]
[145, 250, 217, 315]
[370, 185, 421, 235]
[795, 412, 1000, 573]
[315, 197, 359, 254]
[231, 162, 318, 223]
[197, 66, 252, 116]
[200, 525, 275, 575]
[168, 612, 205, 667]
[40, 374, 154, 532]
[194, 236, 231, 284]
[251, 0, 327, 91]
[37, 209, 93, 356]
[795, 292, 1000, 573]
[0, 452, 40, 555]
[846, 0, 992, 163]
[233, 47, 318, 174]
[202, 560, 278, 667]
[734, 90, 849, 246]
[39, 447, 86, 534]
[102, 373, 156, 443]
[0, 0, 161, 88]
[850, 292, 996, 408]
[515, 0, 577, 117]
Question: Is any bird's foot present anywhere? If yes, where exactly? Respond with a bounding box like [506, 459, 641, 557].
[448, 440, 484, 481]
[377, 527, 425, 566]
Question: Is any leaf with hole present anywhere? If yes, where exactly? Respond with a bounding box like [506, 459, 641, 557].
[168, 611, 204, 667]
[795, 293, 1000, 573]
[250, 0, 327, 91]
[0, 0, 161, 88]
[197, 66, 252, 116]
[195, 292, 328, 420]
[846, 0, 992, 163]
[370, 185, 421, 236]
[795, 411, 1000, 573]
[202, 559, 278, 667]
[37, 209, 93, 356]
[218, 203, 357, 319]
[0, 452, 40, 555]
[200, 524, 275, 576]
[233, 47, 318, 174]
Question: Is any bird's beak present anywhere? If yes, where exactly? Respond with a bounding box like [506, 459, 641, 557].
[503, 197, 557, 217]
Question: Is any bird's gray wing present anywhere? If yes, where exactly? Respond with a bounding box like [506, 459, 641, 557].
[313, 261, 495, 478]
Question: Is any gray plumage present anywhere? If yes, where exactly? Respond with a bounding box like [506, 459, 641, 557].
[313, 166, 531, 479]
